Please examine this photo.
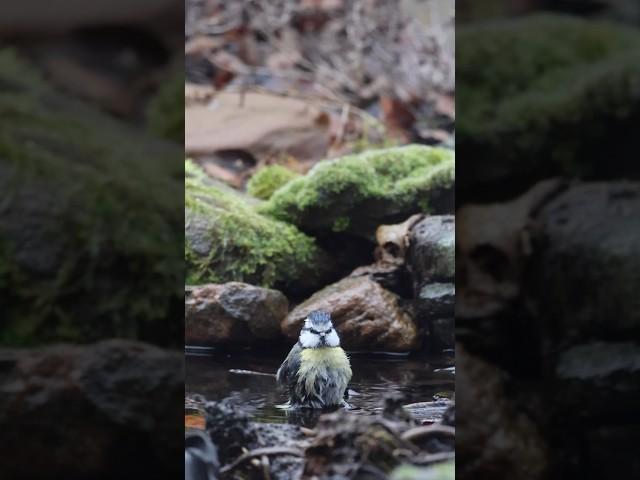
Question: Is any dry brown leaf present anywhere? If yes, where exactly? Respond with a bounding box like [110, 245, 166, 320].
[185, 414, 206, 430]
[186, 92, 330, 162]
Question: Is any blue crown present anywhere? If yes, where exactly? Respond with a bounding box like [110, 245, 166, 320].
[308, 310, 332, 326]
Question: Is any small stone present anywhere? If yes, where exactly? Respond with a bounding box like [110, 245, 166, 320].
[416, 282, 455, 319]
[408, 216, 454, 287]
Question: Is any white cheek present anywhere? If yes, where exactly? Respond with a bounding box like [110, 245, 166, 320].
[300, 330, 319, 348]
[326, 330, 340, 347]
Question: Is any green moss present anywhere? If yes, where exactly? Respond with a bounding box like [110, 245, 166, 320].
[332, 217, 350, 233]
[147, 70, 184, 143]
[185, 161, 329, 289]
[457, 14, 640, 187]
[247, 164, 299, 200]
[0, 49, 183, 346]
[259, 145, 454, 237]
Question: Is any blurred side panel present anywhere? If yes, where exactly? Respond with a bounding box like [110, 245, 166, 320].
[456, 1, 640, 478]
[0, 0, 184, 478]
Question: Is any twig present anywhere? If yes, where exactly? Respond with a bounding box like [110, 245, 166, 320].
[335, 103, 350, 145]
[261, 455, 271, 480]
[401, 425, 455, 442]
[413, 451, 455, 465]
[219, 447, 304, 475]
[228, 369, 276, 377]
[300, 426, 316, 437]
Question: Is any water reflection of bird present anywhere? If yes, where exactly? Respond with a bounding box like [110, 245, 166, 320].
[276, 310, 352, 409]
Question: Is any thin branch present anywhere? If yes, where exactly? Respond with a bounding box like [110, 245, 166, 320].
[401, 425, 456, 443]
[219, 447, 304, 475]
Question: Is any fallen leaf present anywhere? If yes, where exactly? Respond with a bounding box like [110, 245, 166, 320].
[185, 414, 205, 430]
[186, 91, 330, 162]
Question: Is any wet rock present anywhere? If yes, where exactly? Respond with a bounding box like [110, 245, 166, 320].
[203, 399, 258, 461]
[283, 276, 420, 352]
[531, 182, 640, 342]
[408, 215, 454, 286]
[185, 160, 335, 293]
[429, 318, 455, 352]
[185, 283, 288, 346]
[0, 340, 183, 479]
[403, 398, 453, 424]
[416, 283, 455, 318]
[408, 216, 454, 351]
[349, 261, 412, 297]
[203, 399, 305, 480]
[552, 342, 640, 420]
[416, 283, 455, 351]
[260, 145, 454, 239]
[458, 15, 640, 200]
[456, 344, 548, 480]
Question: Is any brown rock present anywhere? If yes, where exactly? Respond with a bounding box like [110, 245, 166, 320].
[283, 277, 420, 352]
[185, 283, 288, 346]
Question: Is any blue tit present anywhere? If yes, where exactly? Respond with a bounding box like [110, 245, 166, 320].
[276, 310, 352, 409]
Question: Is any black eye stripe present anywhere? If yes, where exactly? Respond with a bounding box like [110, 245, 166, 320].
[324, 329, 332, 334]
[310, 329, 319, 335]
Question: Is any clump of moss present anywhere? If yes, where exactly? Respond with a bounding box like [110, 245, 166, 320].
[147, 70, 184, 143]
[247, 164, 299, 200]
[332, 216, 350, 233]
[186, 161, 331, 290]
[0, 49, 183, 346]
[457, 14, 640, 191]
[258, 145, 454, 238]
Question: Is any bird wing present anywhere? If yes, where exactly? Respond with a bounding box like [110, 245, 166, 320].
[276, 342, 302, 386]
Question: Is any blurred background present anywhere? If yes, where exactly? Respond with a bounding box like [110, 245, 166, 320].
[0, 1, 184, 478]
[456, 1, 640, 479]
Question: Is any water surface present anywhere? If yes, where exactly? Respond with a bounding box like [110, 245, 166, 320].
[186, 347, 454, 427]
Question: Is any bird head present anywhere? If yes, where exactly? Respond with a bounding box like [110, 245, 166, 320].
[299, 310, 340, 348]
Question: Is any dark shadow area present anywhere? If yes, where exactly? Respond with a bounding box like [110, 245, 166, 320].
[457, 1, 640, 478]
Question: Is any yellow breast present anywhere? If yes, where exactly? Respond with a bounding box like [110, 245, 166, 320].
[298, 347, 352, 396]
[300, 347, 351, 370]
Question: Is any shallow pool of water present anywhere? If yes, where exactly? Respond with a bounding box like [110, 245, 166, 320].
[186, 346, 454, 427]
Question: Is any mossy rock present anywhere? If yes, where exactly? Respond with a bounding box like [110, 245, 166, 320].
[259, 145, 454, 238]
[147, 70, 184, 143]
[457, 14, 640, 199]
[186, 161, 333, 292]
[247, 164, 299, 200]
[0, 49, 184, 346]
